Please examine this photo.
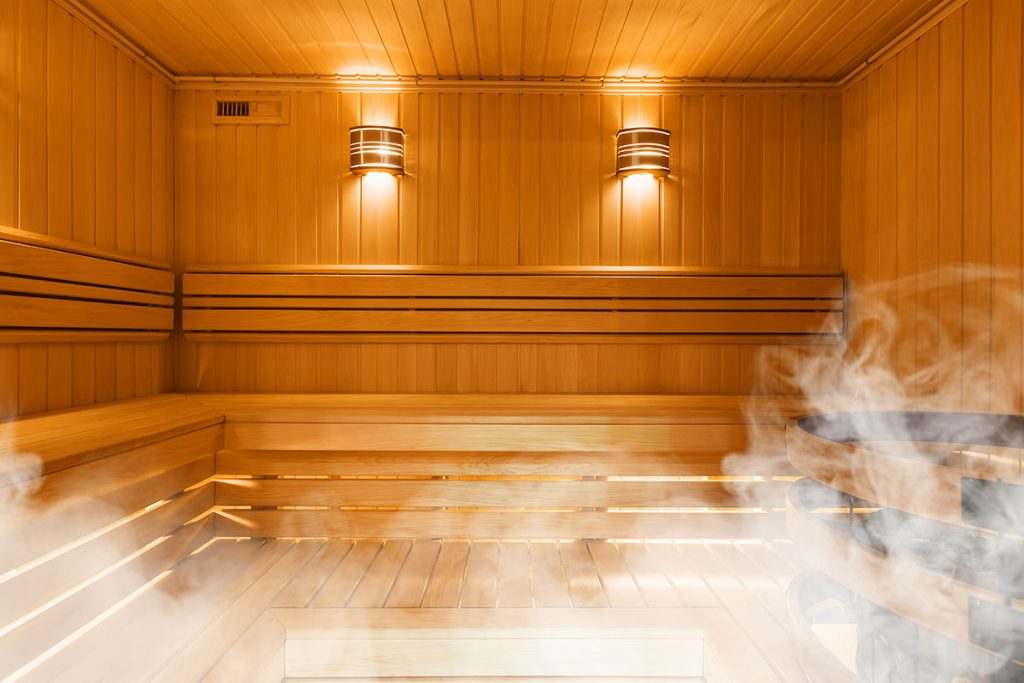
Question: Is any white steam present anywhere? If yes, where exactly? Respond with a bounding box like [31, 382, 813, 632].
[725, 266, 1024, 681]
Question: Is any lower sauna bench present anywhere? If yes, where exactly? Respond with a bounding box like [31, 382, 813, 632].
[0, 393, 807, 682]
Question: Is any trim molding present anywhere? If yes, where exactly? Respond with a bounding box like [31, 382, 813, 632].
[56, 0, 176, 85]
[173, 75, 839, 95]
[838, 0, 968, 88]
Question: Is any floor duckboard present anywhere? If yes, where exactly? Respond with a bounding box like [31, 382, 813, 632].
[14, 538, 803, 682]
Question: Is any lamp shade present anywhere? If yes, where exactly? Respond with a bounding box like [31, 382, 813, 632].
[349, 125, 405, 175]
[615, 127, 670, 178]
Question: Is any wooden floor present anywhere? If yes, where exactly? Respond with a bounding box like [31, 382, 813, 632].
[266, 538, 795, 611]
[34, 535, 808, 682]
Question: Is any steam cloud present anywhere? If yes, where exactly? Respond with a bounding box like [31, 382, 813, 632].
[725, 266, 1024, 682]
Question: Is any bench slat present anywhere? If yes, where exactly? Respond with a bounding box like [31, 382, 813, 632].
[183, 296, 843, 311]
[185, 308, 841, 335]
[0, 293, 172, 330]
[222, 422, 772, 453]
[184, 271, 842, 298]
[215, 509, 787, 539]
[0, 236, 172, 294]
[182, 268, 844, 343]
[216, 449, 797, 477]
[214, 478, 791, 509]
[0, 484, 213, 630]
[0, 395, 224, 481]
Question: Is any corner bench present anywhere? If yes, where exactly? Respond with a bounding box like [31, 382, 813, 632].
[0, 393, 808, 681]
[0, 395, 222, 681]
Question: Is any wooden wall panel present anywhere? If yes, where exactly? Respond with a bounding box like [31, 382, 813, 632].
[842, 0, 1024, 412]
[0, 0, 174, 418]
[175, 89, 842, 394]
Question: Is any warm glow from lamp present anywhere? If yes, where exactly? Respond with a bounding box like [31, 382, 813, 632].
[361, 170, 397, 193]
[623, 172, 658, 192]
[616, 127, 670, 178]
[350, 125, 405, 176]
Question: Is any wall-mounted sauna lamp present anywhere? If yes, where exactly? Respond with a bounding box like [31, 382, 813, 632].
[349, 125, 405, 175]
[615, 127, 670, 178]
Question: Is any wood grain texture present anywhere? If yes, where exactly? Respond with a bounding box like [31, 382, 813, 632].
[207, 392, 794, 540]
[0, 394, 220, 681]
[216, 449, 796, 478]
[842, 0, 1024, 412]
[215, 509, 786, 540]
[182, 267, 843, 343]
[190, 392, 811, 423]
[222, 422, 772, 454]
[81, 0, 943, 82]
[0, 0, 174, 418]
[0, 394, 223, 483]
[175, 90, 843, 394]
[214, 478, 790, 509]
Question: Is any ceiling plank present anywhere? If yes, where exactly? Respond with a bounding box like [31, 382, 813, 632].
[446, 0, 481, 78]
[543, 0, 581, 78]
[585, 0, 632, 79]
[340, 0, 399, 76]
[418, 0, 460, 77]
[365, 0, 417, 77]
[391, 0, 438, 77]
[498, 0, 524, 78]
[80, 0, 950, 82]
[472, 0, 501, 78]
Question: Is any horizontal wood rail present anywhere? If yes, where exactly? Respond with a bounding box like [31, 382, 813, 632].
[183, 265, 845, 344]
[0, 226, 175, 343]
[0, 395, 223, 681]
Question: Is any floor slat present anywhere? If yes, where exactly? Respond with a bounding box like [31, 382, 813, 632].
[617, 542, 686, 607]
[385, 540, 442, 608]
[586, 541, 646, 607]
[559, 541, 609, 608]
[273, 539, 352, 608]
[528, 542, 572, 607]
[311, 541, 383, 608]
[460, 541, 499, 607]
[497, 542, 534, 607]
[420, 540, 470, 607]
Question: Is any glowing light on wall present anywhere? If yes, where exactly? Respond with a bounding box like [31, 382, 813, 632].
[360, 170, 398, 203]
[622, 172, 658, 194]
[349, 125, 405, 175]
[615, 127, 670, 178]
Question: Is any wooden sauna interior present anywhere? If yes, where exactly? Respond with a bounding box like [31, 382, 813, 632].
[1, 0, 1023, 680]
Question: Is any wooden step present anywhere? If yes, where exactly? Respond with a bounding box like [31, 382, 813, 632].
[274, 608, 712, 679]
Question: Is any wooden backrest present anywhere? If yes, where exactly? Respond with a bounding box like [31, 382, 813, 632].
[0, 226, 174, 343]
[182, 265, 845, 344]
[0, 396, 222, 681]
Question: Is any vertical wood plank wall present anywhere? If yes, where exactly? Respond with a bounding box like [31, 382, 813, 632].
[0, 0, 174, 417]
[842, 0, 1024, 412]
[175, 89, 842, 394]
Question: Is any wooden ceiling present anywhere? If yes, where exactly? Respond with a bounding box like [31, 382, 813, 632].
[82, 0, 946, 82]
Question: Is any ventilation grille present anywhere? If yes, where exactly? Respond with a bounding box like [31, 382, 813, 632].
[212, 96, 289, 125]
[217, 100, 250, 117]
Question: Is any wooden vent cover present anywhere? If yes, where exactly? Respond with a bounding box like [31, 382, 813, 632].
[212, 96, 289, 124]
